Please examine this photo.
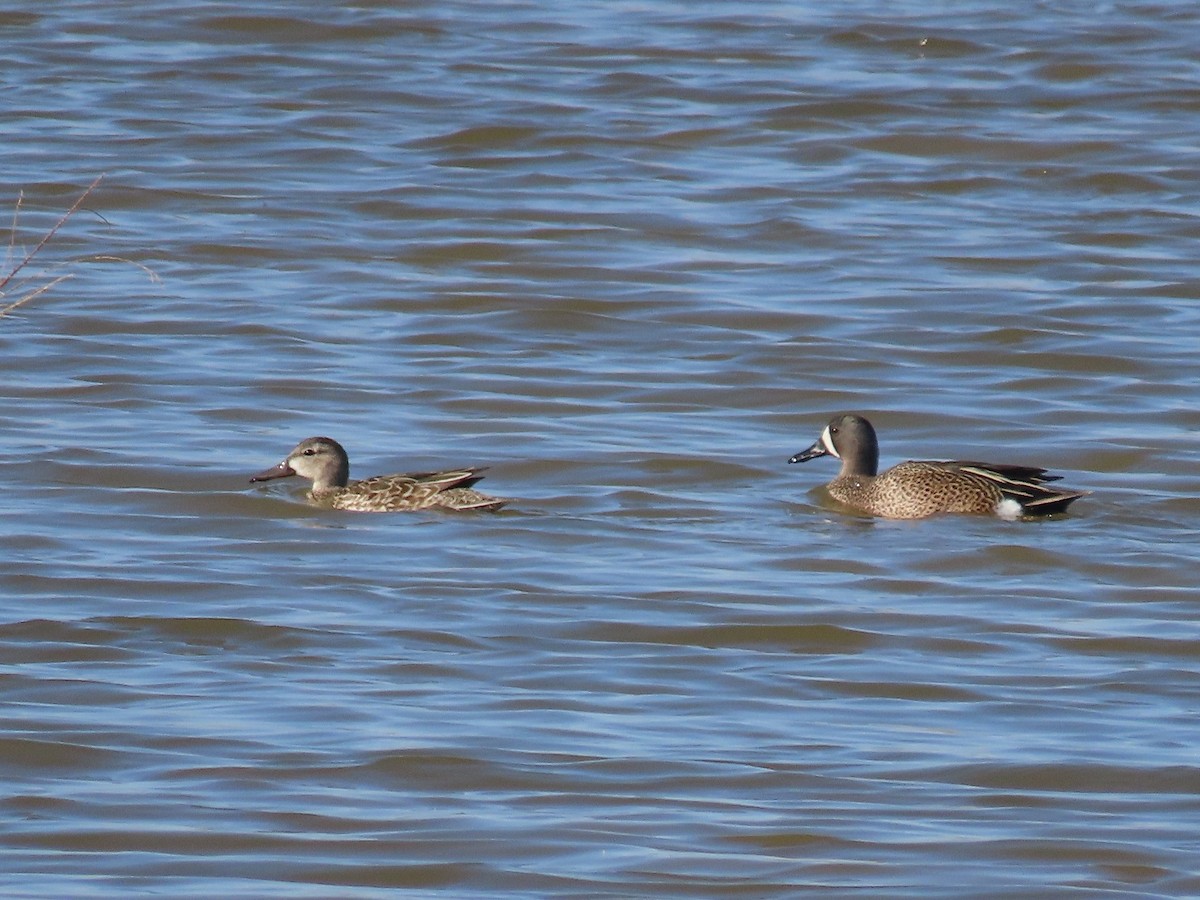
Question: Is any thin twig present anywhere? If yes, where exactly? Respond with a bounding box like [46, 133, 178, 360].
[0, 274, 74, 318]
[85, 255, 162, 283]
[0, 174, 104, 293]
[5, 190, 22, 275]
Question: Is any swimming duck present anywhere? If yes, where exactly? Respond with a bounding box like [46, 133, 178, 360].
[788, 413, 1088, 519]
[250, 436, 508, 512]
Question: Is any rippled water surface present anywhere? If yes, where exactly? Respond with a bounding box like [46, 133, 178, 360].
[3, 1, 1200, 896]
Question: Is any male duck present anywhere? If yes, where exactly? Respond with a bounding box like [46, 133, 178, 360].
[250, 436, 508, 512]
[788, 413, 1088, 520]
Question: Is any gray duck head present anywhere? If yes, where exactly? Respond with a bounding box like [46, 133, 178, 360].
[250, 436, 352, 492]
[788, 413, 880, 477]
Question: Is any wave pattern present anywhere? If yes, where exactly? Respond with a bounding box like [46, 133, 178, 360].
[2, 0, 1199, 896]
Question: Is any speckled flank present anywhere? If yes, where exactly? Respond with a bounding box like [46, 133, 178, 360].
[790, 414, 1088, 520]
[314, 469, 507, 512]
[251, 436, 509, 512]
[826, 459, 1082, 520]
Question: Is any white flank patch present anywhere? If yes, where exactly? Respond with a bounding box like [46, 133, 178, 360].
[821, 425, 840, 458]
[995, 498, 1023, 520]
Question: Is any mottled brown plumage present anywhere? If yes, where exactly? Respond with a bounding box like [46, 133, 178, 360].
[250, 436, 508, 512]
[788, 414, 1088, 519]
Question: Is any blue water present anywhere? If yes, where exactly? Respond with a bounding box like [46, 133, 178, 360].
[2, 1, 1199, 896]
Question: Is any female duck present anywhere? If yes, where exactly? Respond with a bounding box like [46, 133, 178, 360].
[789, 413, 1087, 520]
[251, 436, 508, 512]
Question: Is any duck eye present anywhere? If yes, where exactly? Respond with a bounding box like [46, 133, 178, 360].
[830, 427, 839, 435]
[303, 448, 316, 456]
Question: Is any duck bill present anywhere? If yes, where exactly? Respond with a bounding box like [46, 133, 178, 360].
[249, 461, 296, 483]
[788, 439, 828, 465]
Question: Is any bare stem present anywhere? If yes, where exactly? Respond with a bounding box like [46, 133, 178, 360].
[0, 274, 74, 318]
[0, 174, 105, 293]
[5, 190, 23, 274]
